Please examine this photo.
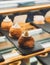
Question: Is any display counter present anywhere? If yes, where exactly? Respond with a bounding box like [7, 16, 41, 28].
[0, 25, 50, 65]
[0, 3, 50, 65]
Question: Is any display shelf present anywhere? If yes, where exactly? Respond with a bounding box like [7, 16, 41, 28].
[0, 47, 50, 65]
[0, 4, 50, 14]
[0, 28, 50, 65]
[0, 2, 50, 65]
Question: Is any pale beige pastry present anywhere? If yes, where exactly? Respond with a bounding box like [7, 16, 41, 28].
[9, 23, 22, 39]
[45, 11, 50, 23]
[1, 16, 13, 30]
[18, 31, 35, 48]
[33, 15, 45, 24]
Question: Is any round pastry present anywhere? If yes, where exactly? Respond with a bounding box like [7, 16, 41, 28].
[33, 15, 45, 24]
[45, 11, 50, 23]
[1, 16, 13, 30]
[9, 23, 22, 39]
[18, 31, 35, 49]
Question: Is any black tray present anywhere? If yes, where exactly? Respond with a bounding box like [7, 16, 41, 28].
[30, 22, 50, 33]
[17, 43, 44, 55]
[36, 52, 50, 65]
[0, 29, 44, 55]
[0, 54, 5, 62]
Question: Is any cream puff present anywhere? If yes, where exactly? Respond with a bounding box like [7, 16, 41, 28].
[18, 31, 35, 49]
[1, 16, 13, 30]
[9, 23, 22, 39]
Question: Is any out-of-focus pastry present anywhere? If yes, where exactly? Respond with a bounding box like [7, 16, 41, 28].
[1, 16, 13, 30]
[18, 31, 35, 49]
[45, 11, 50, 23]
[33, 15, 45, 24]
[9, 23, 22, 39]
[18, 22, 35, 31]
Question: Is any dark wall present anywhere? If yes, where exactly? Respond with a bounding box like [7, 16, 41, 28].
[0, 8, 50, 24]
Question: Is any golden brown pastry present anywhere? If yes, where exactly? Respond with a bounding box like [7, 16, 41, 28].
[18, 22, 35, 31]
[18, 31, 35, 49]
[9, 24, 22, 39]
[1, 16, 13, 30]
[45, 11, 50, 23]
[33, 15, 45, 24]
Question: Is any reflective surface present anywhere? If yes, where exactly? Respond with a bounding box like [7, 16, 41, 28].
[32, 30, 50, 42]
[0, 33, 16, 54]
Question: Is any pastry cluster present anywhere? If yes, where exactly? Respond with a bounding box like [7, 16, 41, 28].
[1, 16, 22, 39]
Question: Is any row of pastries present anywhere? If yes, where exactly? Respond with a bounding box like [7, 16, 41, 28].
[1, 10, 50, 31]
[1, 10, 50, 49]
[1, 16, 35, 48]
[33, 11, 50, 24]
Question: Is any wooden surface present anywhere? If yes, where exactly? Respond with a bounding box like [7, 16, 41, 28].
[0, 48, 50, 65]
[33, 32, 50, 41]
[0, 23, 50, 65]
[0, 29, 50, 65]
[0, 3, 50, 64]
[0, 4, 50, 14]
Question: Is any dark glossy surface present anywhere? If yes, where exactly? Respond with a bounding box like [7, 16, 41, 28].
[1, 29, 45, 55]
[36, 52, 50, 65]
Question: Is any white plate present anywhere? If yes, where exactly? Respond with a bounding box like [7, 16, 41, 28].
[41, 42, 50, 48]
[0, 36, 6, 42]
